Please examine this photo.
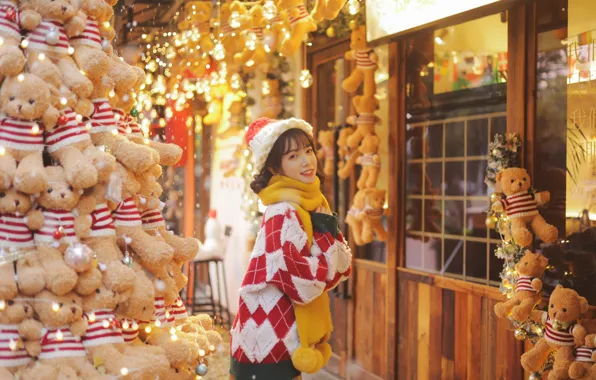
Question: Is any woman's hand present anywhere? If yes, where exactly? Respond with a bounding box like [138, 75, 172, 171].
[315, 206, 332, 215]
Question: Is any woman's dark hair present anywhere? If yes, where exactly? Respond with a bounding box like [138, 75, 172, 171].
[250, 128, 325, 194]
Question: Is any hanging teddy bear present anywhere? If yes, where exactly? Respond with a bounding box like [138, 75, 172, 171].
[278, 0, 317, 57]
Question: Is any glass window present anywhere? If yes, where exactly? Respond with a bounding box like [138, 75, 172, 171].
[404, 13, 507, 285]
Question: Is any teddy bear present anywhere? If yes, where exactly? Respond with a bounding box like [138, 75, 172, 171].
[34, 166, 103, 296]
[346, 190, 365, 245]
[0, 298, 45, 377]
[568, 318, 596, 380]
[233, 5, 268, 70]
[203, 83, 229, 126]
[21, 0, 94, 100]
[81, 284, 171, 378]
[107, 52, 141, 96]
[87, 75, 158, 174]
[0, 74, 59, 194]
[111, 163, 174, 275]
[176, 1, 213, 53]
[520, 285, 588, 377]
[260, 74, 283, 119]
[70, 0, 113, 80]
[220, 1, 248, 65]
[21, 290, 108, 380]
[0, 0, 41, 79]
[494, 250, 548, 322]
[342, 25, 378, 96]
[360, 188, 387, 244]
[356, 133, 381, 189]
[317, 130, 334, 177]
[346, 94, 379, 150]
[311, 0, 347, 22]
[337, 126, 360, 180]
[491, 167, 559, 247]
[278, 0, 317, 57]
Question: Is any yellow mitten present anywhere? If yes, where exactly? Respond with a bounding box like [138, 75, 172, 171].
[291, 292, 333, 374]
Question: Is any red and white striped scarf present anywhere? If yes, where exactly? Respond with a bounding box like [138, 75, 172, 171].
[119, 319, 139, 343]
[82, 309, 124, 348]
[140, 208, 165, 230]
[576, 346, 596, 362]
[89, 98, 118, 134]
[358, 154, 380, 167]
[167, 297, 189, 321]
[500, 191, 539, 219]
[0, 213, 35, 250]
[89, 203, 116, 237]
[289, 5, 309, 25]
[0, 117, 44, 151]
[113, 198, 142, 227]
[39, 326, 86, 360]
[354, 113, 377, 125]
[0, 324, 31, 368]
[27, 20, 70, 56]
[515, 275, 536, 292]
[35, 209, 77, 245]
[355, 49, 376, 70]
[45, 108, 90, 153]
[70, 18, 102, 49]
[0, 1, 21, 40]
[543, 316, 577, 347]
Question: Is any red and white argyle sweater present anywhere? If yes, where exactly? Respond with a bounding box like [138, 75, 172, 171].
[230, 202, 352, 364]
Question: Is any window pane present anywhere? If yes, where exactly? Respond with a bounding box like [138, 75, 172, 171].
[404, 12, 507, 285]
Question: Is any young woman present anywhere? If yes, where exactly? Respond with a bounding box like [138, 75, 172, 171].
[229, 118, 352, 380]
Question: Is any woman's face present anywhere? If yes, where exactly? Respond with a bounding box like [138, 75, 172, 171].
[277, 138, 318, 184]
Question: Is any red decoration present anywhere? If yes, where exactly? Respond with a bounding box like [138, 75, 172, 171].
[6, 9, 16, 22]
[53, 228, 63, 240]
[58, 115, 68, 125]
[165, 99, 193, 167]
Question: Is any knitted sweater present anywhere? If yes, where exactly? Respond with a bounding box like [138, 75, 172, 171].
[230, 202, 352, 365]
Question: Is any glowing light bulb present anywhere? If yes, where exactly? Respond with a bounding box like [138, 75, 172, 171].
[299, 69, 313, 88]
[52, 302, 60, 312]
[60, 97, 67, 106]
[145, 326, 152, 333]
[169, 327, 176, 335]
[108, 90, 115, 98]
[209, 345, 215, 351]
[120, 368, 129, 376]
[155, 320, 161, 327]
[0, 301, 5, 310]
[246, 59, 255, 67]
[20, 39, 29, 48]
[8, 339, 16, 351]
[68, 46, 74, 55]
[102, 320, 110, 328]
[56, 329, 64, 341]
[165, 311, 171, 319]
[199, 349, 206, 356]
[122, 321, 129, 329]
[0, 37, 4, 46]
[111, 128, 118, 135]
[262, 81, 270, 95]
[132, 322, 138, 330]
[31, 124, 40, 134]
[177, 299, 183, 307]
[103, 21, 111, 28]
[263, 0, 277, 20]
[348, 0, 360, 15]
[229, 12, 241, 28]
[212, 42, 225, 61]
[75, 114, 82, 122]
[245, 32, 257, 51]
[0, 147, 5, 156]
[170, 334, 178, 341]
[17, 74, 24, 82]
[38, 53, 45, 61]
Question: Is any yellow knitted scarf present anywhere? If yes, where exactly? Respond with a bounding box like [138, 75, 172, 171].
[259, 175, 333, 373]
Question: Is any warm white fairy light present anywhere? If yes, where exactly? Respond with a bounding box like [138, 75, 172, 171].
[348, 0, 360, 15]
[56, 329, 64, 341]
[68, 46, 74, 55]
[52, 302, 60, 312]
[102, 320, 110, 328]
[8, 339, 17, 351]
[60, 97, 68, 106]
[263, 0, 277, 19]
[145, 326, 152, 333]
[31, 124, 40, 134]
[20, 39, 28, 48]
[88, 313, 96, 322]
[38, 53, 45, 61]
[0, 300, 5, 310]
[120, 368, 129, 376]
[299, 69, 313, 88]
[17, 74, 24, 82]
[155, 320, 161, 327]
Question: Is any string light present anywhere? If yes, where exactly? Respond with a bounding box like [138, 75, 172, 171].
[145, 326, 152, 333]
[121, 368, 129, 376]
[348, 0, 360, 15]
[56, 329, 64, 341]
[52, 302, 60, 312]
[299, 69, 313, 88]
[0, 300, 5, 310]
[17, 74, 24, 82]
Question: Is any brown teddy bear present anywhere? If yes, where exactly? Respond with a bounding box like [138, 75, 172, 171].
[0, 187, 47, 299]
[81, 284, 171, 378]
[34, 166, 102, 296]
[278, 0, 317, 57]
[176, 1, 213, 53]
[346, 95, 379, 150]
[568, 318, 596, 380]
[311, 0, 347, 22]
[491, 167, 558, 247]
[87, 75, 157, 173]
[342, 25, 378, 96]
[22, 290, 107, 380]
[494, 250, 548, 322]
[111, 163, 174, 275]
[346, 188, 387, 245]
[521, 285, 588, 377]
[317, 130, 335, 177]
[0, 0, 41, 79]
[0, 74, 59, 194]
[219, 1, 248, 65]
[337, 126, 360, 180]
[0, 298, 44, 377]
[77, 181, 136, 294]
[356, 133, 381, 189]
[21, 0, 93, 100]
[233, 5, 268, 69]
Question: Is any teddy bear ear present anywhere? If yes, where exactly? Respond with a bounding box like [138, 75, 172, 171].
[539, 254, 549, 267]
[496, 171, 503, 182]
[554, 284, 564, 291]
[580, 296, 589, 314]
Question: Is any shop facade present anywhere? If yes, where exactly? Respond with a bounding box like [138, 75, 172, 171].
[305, 0, 595, 378]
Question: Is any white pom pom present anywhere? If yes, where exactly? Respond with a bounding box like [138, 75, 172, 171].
[124, 236, 132, 245]
[99, 263, 107, 272]
[78, 189, 84, 195]
[155, 279, 166, 291]
[139, 196, 147, 205]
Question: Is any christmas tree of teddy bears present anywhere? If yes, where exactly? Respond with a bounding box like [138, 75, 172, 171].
[0, 0, 221, 378]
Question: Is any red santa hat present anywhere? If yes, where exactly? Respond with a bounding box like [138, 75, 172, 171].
[245, 117, 313, 173]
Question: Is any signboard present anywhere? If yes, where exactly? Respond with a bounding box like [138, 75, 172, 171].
[366, 0, 500, 43]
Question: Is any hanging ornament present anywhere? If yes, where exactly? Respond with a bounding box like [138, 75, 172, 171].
[122, 253, 133, 267]
[53, 226, 64, 241]
[262, 0, 277, 20]
[212, 42, 225, 61]
[485, 215, 498, 229]
[347, 0, 360, 15]
[490, 192, 502, 203]
[46, 28, 59, 45]
[195, 363, 208, 376]
[348, 19, 358, 30]
[326, 26, 336, 38]
[5, 8, 16, 22]
[64, 243, 94, 272]
[58, 115, 68, 125]
[101, 39, 110, 52]
[299, 69, 313, 88]
[514, 328, 527, 341]
[229, 12, 242, 29]
[130, 108, 139, 117]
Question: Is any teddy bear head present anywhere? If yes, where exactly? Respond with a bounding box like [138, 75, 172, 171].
[115, 270, 155, 322]
[338, 126, 354, 147]
[21, 0, 76, 22]
[547, 285, 589, 324]
[358, 134, 380, 155]
[352, 94, 378, 115]
[364, 188, 386, 210]
[221, 1, 247, 24]
[350, 25, 369, 50]
[0, 299, 34, 324]
[184, 0, 213, 24]
[34, 290, 83, 328]
[514, 251, 548, 278]
[496, 167, 532, 196]
[37, 166, 83, 211]
[246, 4, 266, 28]
[79, 0, 114, 22]
[318, 130, 334, 148]
[82, 284, 124, 312]
[0, 188, 34, 215]
[1, 74, 52, 121]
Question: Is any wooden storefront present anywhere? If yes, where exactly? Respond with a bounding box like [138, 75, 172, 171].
[304, 0, 579, 378]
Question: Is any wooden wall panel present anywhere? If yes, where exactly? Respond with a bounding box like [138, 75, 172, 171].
[396, 269, 524, 380]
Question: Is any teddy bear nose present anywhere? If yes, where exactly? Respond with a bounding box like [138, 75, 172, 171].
[23, 305, 28, 312]
[61, 6, 67, 11]
[14, 200, 19, 206]
[17, 105, 21, 111]
[60, 192, 66, 198]
[518, 182, 523, 186]
[71, 306, 76, 313]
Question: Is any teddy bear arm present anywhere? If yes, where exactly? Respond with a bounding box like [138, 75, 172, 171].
[369, 52, 379, 63]
[18, 9, 41, 31]
[25, 209, 44, 231]
[70, 318, 87, 337]
[75, 195, 97, 216]
[74, 215, 92, 239]
[573, 324, 588, 346]
[585, 333, 596, 348]
[491, 200, 505, 212]
[64, 13, 87, 37]
[531, 278, 542, 292]
[535, 191, 551, 206]
[24, 340, 41, 358]
[345, 50, 355, 60]
[529, 309, 545, 324]
[42, 106, 60, 131]
[19, 319, 44, 341]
